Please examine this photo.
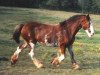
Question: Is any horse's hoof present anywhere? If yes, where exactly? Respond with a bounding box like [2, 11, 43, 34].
[11, 61, 16, 66]
[11, 55, 18, 65]
[72, 63, 79, 70]
[51, 57, 60, 65]
[37, 63, 44, 68]
[32, 58, 44, 69]
[11, 59, 17, 66]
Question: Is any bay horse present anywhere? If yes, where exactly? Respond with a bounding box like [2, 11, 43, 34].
[11, 14, 94, 69]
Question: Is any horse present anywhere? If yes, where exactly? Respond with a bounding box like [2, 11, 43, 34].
[11, 14, 94, 69]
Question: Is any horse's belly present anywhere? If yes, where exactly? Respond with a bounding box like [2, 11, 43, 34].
[44, 35, 58, 47]
[45, 41, 58, 47]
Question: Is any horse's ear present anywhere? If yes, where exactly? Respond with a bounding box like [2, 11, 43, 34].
[87, 14, 89, 17]
[87, 14, 90, 20]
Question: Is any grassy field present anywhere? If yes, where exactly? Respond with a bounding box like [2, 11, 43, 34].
[0, 6, 100, 75]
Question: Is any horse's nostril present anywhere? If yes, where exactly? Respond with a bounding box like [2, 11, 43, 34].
[92, 33, 94, 35]
[91, 33, 94, 36]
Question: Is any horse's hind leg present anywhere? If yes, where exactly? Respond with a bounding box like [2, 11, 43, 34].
[28, 41, 44, 68]
[11, 42, 27, 65]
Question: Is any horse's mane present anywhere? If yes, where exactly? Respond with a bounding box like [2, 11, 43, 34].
[60, 15, 85, 26]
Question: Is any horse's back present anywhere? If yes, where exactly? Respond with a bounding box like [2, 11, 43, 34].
[20, 22, 54, 43]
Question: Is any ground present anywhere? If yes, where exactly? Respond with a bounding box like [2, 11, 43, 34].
[0, 6, 100, 75]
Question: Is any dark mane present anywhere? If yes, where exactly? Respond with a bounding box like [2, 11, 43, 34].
[60, 15, 85, 26]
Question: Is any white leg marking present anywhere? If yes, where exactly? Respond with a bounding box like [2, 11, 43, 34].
[29, 42, 35, 60]
[13, 47, 21, 58]
[44, 35, 48, 43]
[14, 47, 21, 54]
[29, 42, 43, 68]
[58, 54, 65, 62]
[44, 35, 52, 46]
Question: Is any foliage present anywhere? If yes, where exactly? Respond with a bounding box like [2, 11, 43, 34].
[0, 0, 100, 14]
[44, 0, 100, 14]
[81, 0, 100, 14]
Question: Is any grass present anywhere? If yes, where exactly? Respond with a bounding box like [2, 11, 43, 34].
[0, 6, 100, 75]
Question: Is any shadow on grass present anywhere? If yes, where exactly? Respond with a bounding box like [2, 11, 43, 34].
[0, 56, 9, 61]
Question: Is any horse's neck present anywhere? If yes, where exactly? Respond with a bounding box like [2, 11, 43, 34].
[66, 21, 81, 39]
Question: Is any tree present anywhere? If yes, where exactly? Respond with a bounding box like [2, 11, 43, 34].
[91, 0, 99, 14]
[80, 0, 100, 14]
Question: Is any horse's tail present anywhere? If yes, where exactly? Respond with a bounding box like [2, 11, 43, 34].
[12, 24, 24, 44]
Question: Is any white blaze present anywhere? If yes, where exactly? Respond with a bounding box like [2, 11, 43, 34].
[90, 21, 94, 34]
[85, 21, 94, 37]
[85, 30, 91, 37]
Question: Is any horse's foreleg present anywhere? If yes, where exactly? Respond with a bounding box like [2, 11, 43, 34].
[11, 43, 27, 65]
[29, 42, 44, 68]
[68, 45, 79, 69]
[52, 45, 65, 65]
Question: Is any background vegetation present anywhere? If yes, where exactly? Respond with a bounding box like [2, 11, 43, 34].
[0, 6, 100, 75]
[0, 0, 100, 14]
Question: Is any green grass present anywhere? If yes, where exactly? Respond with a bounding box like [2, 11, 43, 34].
[0, 6, 100, 75]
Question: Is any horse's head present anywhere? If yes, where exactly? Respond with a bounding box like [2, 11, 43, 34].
[81, 14, 94, 37]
